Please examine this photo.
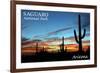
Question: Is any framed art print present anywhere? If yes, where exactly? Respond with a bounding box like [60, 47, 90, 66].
[10, 0, 97, 72]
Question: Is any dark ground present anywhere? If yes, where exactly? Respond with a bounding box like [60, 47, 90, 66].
[21, 49, 90, 63]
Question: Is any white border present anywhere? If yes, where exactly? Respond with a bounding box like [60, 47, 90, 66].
[16, 5, 95, 69]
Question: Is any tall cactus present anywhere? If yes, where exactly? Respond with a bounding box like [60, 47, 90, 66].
[74, 15, 86, 52]
[60, 36, 65, 52]
[36, 42, 38, 53]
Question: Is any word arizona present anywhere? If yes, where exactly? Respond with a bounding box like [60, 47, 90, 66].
[23, 11, 49, 17]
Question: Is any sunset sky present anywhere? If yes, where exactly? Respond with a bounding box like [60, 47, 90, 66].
[21, 10, 90, 45]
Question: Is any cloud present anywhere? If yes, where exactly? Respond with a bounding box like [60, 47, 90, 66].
[47, 27, 73, 35]
[32, 26, 90, 43]
[46, 33, 90, 43]
[44, 37, 60, 41]
[33, 27, 73, 39]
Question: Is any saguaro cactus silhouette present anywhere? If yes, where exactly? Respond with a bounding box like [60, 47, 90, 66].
[60, 36, 65, 52]
[36, 42, 38, 53]
[74, 15, 86, 52]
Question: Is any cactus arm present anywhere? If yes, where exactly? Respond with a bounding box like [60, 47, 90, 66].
[81, 29, 86, 39]
[74, 30, 79, 43]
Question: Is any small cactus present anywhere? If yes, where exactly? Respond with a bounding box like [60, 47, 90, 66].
[60, 37, 65, 52]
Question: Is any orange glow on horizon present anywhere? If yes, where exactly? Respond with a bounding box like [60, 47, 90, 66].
[22, 43, 90, 55]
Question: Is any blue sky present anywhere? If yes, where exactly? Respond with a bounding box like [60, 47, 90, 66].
[21, 10, 90, 42]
